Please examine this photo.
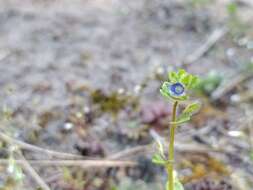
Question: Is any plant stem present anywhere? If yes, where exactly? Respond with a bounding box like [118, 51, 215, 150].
[167, 101, 178, 190]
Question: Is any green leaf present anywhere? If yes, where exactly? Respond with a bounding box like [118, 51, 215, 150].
[168, 71, 178, 83]
[178, 69, 186, 79]
[110, 187, 118, 190]
[183, 102, 201, 115]
[171, 102, 201, 125]
[160, 88, 169, 98]
[170, 115, 190, 125]
[161, 82, 170, 92]
[160, 82, 171, 98]
[188, 75, 199, 89]
[174, 180, 184, 190]
[250, 151, 253, 162]
[176, 70, 200, 90]
[194, 71, 222, 95]
[152, 153, 166, 165]
[168, 94, 188, 101]
[180, 74, 191, 87]
[227, 2, 237, 15]
[165, 179, 184, 190]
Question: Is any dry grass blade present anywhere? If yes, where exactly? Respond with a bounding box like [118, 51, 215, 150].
[108, 142, 223, 161]
[0, 159, 137, 168]
[18, 153, 51, 190]
[0, 131, 83, 159]
[108, 145, 151, 160]
[183, 26, 228, 65]
[211, 72, 253, 101]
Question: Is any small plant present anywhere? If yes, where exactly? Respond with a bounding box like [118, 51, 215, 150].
[194, 70, 222, 96]
[226, 1, 248, 37]
[189, 0, 211, 8]
[250, 151, 253, 162]
[7, 146, 24, 183]
[152, 69, 200, 190]
[0, 104, 24, 190]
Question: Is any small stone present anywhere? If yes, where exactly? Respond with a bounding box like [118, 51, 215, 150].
[62, 122, 74, 132]
[228, 130, 244, 137]
[134, 85, 142, 94]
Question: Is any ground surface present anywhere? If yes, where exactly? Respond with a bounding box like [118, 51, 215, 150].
[0, 0, 252, 190]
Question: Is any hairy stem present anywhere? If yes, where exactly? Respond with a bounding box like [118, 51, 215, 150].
[167, 101, 178, 190]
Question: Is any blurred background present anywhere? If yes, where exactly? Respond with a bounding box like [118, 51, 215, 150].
[0, 0, 252, 189]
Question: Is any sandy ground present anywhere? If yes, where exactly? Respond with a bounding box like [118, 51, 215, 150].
[0, 0, 252, 189]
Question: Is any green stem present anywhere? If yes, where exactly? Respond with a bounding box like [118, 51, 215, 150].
[167, 101, 178, 190]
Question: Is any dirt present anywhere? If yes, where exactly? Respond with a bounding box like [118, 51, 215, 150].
[0, 0, 252, 190]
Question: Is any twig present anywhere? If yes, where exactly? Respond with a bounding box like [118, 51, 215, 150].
[45, 172, 64, 183]
[0, 159, 137, 168]
[108, 129, 225, 160]
[18, 153, 51, 190]
[108, 145, 150, 159]
[0, 131, 83, 159]
[211, 72, 253, 101]
[183, 26, 228, 65]
[108, 141, 223, 160]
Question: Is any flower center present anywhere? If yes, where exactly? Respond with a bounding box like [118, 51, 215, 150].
[170, 82, 184, 96]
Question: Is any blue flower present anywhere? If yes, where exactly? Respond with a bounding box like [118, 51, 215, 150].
[160, 69, 199, 101]
[160, 82, 188, 101]
[169, 82, 185, 96]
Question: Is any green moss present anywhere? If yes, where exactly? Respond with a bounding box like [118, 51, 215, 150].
[91, 90, 139, 116]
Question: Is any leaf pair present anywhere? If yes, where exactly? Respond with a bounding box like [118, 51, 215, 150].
[152, 153, 167, 165]
[171, 102, 201, 125]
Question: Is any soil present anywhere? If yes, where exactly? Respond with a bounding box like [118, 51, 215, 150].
[0, 0, 252, 190]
